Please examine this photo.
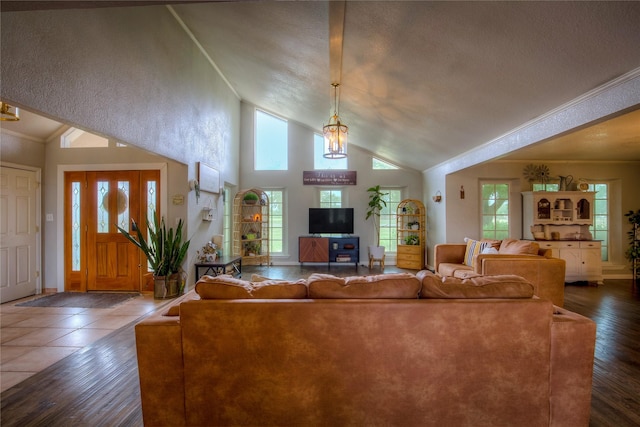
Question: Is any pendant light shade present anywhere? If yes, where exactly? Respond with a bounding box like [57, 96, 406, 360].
[323, 83, 348, 159]
[0, 103, 20, 121]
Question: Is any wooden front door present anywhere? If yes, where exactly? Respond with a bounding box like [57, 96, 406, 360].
[65, 170, 160, 292]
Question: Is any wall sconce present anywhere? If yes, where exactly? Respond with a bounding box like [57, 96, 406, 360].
[432, 191, 442, 203]
[189, 179, 200, 203]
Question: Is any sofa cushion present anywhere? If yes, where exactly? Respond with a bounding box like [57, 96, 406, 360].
[499, 238, 540, 255]
[418, 270, 534, 299]
[463, 237, 501, 266]
[438, 262, 473, 277]
[195, 275, 308, 299]
[308, 273, 421, 298]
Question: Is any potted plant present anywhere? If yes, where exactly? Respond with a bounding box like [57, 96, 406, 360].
[404, 234, 420, 245]
[243, 192, 259, 205]
[117, 213, 190, 299]
[625, 209, 640, 283]
[365, 185, 388, 260]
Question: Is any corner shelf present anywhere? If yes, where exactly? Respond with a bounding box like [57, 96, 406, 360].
[233, 188, 270, 266]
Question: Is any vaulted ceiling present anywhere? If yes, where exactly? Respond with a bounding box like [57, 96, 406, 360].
[2, 1, 640, 170]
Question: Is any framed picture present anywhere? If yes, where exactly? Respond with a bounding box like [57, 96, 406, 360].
[198, 162, 220, 194]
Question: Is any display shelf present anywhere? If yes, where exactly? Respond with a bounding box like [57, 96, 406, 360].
[233, 189, 270, 266]
[396, 199, 425, 270]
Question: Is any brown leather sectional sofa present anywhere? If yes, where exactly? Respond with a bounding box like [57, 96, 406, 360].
[135, 271, 595, 426]
[434, 238, 566, 306]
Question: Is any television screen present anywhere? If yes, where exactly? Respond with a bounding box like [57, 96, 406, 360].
[309, 208, 354, 235]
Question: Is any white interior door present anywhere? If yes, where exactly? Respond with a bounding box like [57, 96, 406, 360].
[0, 166, 38, 303]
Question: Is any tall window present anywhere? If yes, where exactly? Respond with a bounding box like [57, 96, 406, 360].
[379, 188, 402, 252]
[263, 189, 284, 254]
[223, 187, 232, 258]
[255, 110, 288, 170]
[319, 189, 343, 208]
[481, 182, 510, 239]
[590, 183, 609, 261]
[314, 134, 347, 170]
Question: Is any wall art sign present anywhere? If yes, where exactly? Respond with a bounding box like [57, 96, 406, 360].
[303, 170, 357, 185]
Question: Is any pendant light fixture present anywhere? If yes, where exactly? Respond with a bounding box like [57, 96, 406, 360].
[0, 103, 20, 121]
[322, 83, 348, 159]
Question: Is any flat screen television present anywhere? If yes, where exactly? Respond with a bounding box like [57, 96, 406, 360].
[309, 208, 354, 235]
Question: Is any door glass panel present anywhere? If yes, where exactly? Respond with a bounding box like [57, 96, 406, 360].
[117, 181, 130, 230]
[147, 181, 157, 226]
[98, 181, 109, 233]
[72, 181, 81, 271]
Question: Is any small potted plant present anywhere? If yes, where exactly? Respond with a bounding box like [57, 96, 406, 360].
[404, 234, 420, 245]
[408, 221, 420, 230]
[243, 192, 259, 205]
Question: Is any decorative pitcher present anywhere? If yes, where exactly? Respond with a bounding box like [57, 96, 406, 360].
[559, 175, 573, 191]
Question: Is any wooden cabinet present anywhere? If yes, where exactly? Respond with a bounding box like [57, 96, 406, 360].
[299, 236, 359, 268]
[536, 240, 603, 284]
[396, 199, 425, 270]
[299, 237, 328, 263]
[233, 189, 270, 266]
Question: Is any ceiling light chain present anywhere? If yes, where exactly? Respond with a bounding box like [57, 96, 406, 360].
[322, 83, 348, 159]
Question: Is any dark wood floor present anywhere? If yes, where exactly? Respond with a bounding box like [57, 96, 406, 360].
[1, 266, 639, 426]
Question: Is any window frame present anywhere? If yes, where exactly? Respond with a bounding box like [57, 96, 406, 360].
[480, 181, 510, 240]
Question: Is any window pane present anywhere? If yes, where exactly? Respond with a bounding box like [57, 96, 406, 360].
[379, 189, 401, 253]
[71, 182, 81, 271]
[255, 110, 287, 170]
[481, 182, 509, 239]
[372, 158, 398, 170]
[314, 134, 347, 169]
[97, 181, 109, 233]
[264, 189, 284, 254]
[319, 190, 342, 208]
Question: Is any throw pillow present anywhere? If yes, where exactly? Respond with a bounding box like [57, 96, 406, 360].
[195, 275, 308, 299]
[463, 238, 500, 266]
[418, 270, 534, 299]
[308, 273, 421, 298]
[498, 238, 540, 255]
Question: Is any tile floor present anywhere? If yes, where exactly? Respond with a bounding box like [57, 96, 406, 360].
[0, 293, 170, 393]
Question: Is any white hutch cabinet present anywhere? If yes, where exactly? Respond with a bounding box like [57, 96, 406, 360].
[522, 191, 602, 284]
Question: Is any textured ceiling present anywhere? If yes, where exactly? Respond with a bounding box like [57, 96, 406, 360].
[2, 1, 640, 169]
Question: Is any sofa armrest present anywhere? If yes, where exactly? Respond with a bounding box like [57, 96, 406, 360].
[135, 316, 186, 426]
[479, 256, 566, 306]
[434, 244, 466, 271]
[550, 307, 596, 426]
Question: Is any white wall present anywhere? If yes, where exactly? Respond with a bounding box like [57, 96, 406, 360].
[239, 102, 424, 265]
[1, 6, 241, 290]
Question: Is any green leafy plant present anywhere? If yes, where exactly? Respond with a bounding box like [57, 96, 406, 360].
[404, 234, 420, 245]
[366, 185, 388, 247]
[625, 209, 640, 281]
[117, 214, 190, 278]
[243, 192, 259, 203]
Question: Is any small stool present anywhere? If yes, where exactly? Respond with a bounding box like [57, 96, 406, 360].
[369, 254, 385, 270]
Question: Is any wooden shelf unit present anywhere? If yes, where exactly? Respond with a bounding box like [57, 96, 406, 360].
[233, 188, 270, 266]
[396, 199, 425, 270]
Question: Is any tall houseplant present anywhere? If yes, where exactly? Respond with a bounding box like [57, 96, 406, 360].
[625, 209, 640, 283]
[117, 214, 190, 298]
[366, 185, 388, 259]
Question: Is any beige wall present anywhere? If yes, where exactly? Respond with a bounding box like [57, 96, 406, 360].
[1, 6, 240, 290]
